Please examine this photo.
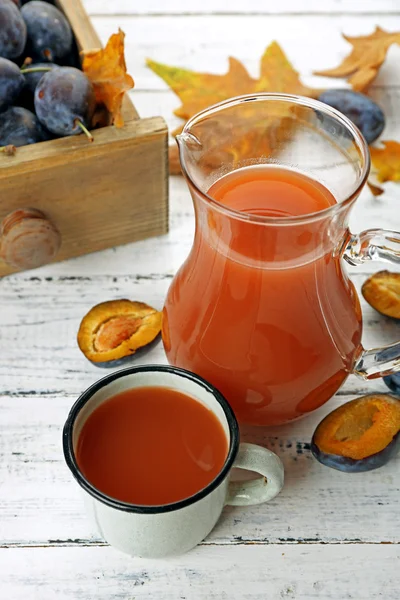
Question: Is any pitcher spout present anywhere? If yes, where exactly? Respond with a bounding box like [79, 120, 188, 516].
[176, 131, 203, 164]
[176, 130, 205, 184]
[176, 131, 203, 149]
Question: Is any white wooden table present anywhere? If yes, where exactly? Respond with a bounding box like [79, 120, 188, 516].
[2, 1, 400, 597]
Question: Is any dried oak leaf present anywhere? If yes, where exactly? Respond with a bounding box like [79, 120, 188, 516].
[147, 42, 319, 174]
[82, 29, 134, 128]
[314, 27, 400, 92]
[370, 141, 400, 183]
[368, 140, 400, 195]
[367, 180, 385, 197]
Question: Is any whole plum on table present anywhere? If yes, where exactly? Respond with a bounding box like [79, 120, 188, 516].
[318, 89, 385, 144]
[0, 0, 27, 59]
[21, 1, 72, 62]
[0, 57, 25, 111]
[0, 106, 50, 146]
[35, 67, 95, 138]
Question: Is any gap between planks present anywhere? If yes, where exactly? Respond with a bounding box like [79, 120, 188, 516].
[0, 268, 386, 282]
[87, 11, 400, 18]
[2, 538, 399, 549]
[0, 389, 386, 398]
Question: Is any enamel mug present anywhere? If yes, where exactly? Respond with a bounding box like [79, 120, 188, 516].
[63, 365, 284, 558]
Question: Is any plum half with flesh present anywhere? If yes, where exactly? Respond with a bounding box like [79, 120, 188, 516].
[362, 271, 400, 320]
[311, 394, 400, 472]
[77, 300, 162, 367]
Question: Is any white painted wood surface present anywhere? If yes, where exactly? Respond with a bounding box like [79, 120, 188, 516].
[89, 14, 400, 93]
[1, 1, 400, 597]
[3, 545, 400, 599]
[84, 0, 400, 16]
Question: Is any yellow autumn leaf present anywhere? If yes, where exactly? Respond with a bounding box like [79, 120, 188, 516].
[148, 42, 317, 121]
[367, 140, 400, 196]
[370, 141, 400, 183]
[147, 42, 319, 174]
[314, 27, 400, 91]
[367, 180, 385, 197]
[82, 29, 134, 128]
[147, 56, 256, 121]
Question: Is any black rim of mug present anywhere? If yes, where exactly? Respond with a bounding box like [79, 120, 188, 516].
[62, 364, 240, 514]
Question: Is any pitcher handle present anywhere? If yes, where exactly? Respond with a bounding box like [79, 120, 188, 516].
[343, 228, 400, 379]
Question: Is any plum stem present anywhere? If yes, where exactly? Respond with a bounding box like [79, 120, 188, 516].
[75, 120, 94, 142]
[20, 67, 53, 74]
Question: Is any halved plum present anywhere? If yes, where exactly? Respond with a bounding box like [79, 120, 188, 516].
[362, 271, 400, 319]
[77, 299, 162, 367]
[311, 394, 400, 472]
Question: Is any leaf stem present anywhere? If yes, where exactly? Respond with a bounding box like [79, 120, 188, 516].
[74, 120, 94, 142]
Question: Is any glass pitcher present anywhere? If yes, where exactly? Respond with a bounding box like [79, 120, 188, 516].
[162, 94, 400, 426]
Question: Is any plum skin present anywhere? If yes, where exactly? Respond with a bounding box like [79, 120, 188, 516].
[0, 57, 25, 111]
[21, 1, 73, 62]
[318, 89, 385, 145]
[34, 67, 96, 136]
[85, 336, 162, 369]
[0, 106, 50, 146]
[22, 62, 57, 95]
[384, 373, 400, 396]
[311, 429, 400, 473]
[0, 0, 27, 59]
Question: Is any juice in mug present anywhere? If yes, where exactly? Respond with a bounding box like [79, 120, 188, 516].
[76, 386, 228, 505]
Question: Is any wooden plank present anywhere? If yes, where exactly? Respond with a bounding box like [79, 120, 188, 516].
[83, 0, 400, 16]
[1, 390, 399, 548]
[2, 545, 400, 599]
[88, 15, 400, 91]
[0, 118, 169, 277]
[0, 273, 399, 394]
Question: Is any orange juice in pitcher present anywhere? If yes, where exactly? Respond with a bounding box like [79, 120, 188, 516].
[163, 94, 400, 426]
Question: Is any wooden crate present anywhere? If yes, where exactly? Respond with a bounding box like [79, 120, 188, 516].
[0, 0, 169, 277]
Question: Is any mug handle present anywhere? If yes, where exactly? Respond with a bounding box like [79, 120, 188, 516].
[343, 228, 400, 378]
[226, 443, 284, 507]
